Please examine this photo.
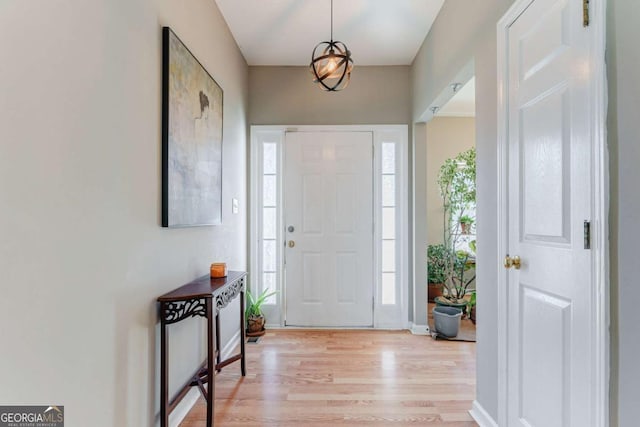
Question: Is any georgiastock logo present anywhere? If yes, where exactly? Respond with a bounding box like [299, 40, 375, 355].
[0, 405, 64, 427]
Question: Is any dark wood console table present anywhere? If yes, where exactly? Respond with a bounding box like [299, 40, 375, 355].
[157, 271, 247, 427]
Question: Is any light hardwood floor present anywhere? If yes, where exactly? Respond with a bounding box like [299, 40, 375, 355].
[180, 329, 477, 426]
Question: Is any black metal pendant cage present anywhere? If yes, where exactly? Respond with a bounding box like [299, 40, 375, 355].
[309, 40, 353, 92]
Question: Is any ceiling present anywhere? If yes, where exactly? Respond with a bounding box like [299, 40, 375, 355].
[437, 78, 476, 117]
[215, 0, 446, 66]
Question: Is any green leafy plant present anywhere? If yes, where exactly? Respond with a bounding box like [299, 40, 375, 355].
[437, 147, 477, 303]
[437, 147, 476, 222]
[245, 289, 277, 321]
[427, 244, 448, 284]
[466, 290, 477, 314]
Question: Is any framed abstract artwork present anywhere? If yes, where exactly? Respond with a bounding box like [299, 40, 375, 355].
[162, 27, 223, 227]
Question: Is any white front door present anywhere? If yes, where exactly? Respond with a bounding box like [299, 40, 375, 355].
[505, 0, 596, 425]
[284, 131, 373, 327]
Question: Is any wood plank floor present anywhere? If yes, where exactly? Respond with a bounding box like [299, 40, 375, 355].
[180, 329, 477, 426]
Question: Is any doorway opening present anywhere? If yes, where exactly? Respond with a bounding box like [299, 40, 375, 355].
[425, 77, 478, 340]
[411, 67, 479, 413]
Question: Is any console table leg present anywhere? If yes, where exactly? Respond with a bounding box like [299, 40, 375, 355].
[160, 315, 169, 427]
[240, 289, 246, 376]
[215, 313, 221, 372]
[206, 299, 215, 427]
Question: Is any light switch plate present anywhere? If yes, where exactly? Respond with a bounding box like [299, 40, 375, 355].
[232, 198, 239, 214]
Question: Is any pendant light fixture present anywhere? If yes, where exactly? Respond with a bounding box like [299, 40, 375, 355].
[309, 0, 353, 91]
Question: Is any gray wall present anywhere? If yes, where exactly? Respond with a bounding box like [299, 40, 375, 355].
[411, 0, 515, 420]
[607, 0, 640, 425]
[249, 66, 411, 125]
[0, 1, 248, 425]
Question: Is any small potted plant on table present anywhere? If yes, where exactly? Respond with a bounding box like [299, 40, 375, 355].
[459, 215, 474, 234]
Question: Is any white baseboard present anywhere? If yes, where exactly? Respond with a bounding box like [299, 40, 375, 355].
[469, 400, 498, 427]
[169, 388, 200, 427]
[219, 329, 242, 360]
[168, 329, 242, 427]
[410, 323, 430, 335]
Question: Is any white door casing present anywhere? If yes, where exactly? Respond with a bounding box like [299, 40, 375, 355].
[284, 131, 374, 327]
[497, 0, 608, 426]
[250, 125, 409, 330]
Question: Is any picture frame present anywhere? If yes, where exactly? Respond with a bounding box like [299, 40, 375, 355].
[162, 27, 223, 227]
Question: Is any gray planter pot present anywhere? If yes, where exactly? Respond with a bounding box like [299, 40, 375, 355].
[432, 306, 463, 337]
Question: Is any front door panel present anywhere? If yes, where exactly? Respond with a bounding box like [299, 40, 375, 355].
[284, 131, 373, 327]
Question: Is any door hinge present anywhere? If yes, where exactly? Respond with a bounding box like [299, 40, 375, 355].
[584, 220, 591, 249]
[583, 0, 590, 27]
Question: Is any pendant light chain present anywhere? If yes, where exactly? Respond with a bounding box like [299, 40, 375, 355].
[331, 0, 333, 42]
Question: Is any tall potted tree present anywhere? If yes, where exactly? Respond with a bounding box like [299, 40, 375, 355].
[434, 147, 476, 313]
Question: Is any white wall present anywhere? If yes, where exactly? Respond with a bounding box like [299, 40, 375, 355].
[607, 0, 640, 425]
[411, 0, 516, 420]
[413, 123, 428, 326]
[0, 1, 248, 426]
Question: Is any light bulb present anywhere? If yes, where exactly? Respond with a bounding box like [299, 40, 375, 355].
[326, 55, 337, 73]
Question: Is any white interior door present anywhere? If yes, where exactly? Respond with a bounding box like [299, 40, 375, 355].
[284, 131, 373, 327]
[505, 0, 596, 425]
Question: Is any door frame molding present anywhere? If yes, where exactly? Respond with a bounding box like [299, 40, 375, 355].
[496, 0, 609, 425]
[250, 124, 409, 329]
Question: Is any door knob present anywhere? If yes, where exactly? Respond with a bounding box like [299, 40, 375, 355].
[288, 240, 295, 248]
[504, 254, 521, 270]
